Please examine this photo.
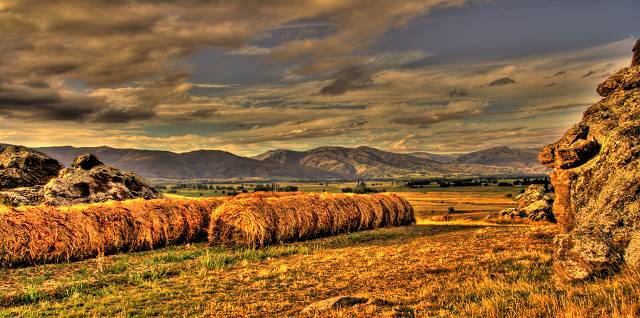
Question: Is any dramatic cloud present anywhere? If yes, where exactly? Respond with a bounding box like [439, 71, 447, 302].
[0, 1, 637, 155]
[319, 65, 375, 95]
[487, 77, 516, 86]
[449, 89, 470, 97]
[0, 0, 466, 123]
[391, 101, 489, 128]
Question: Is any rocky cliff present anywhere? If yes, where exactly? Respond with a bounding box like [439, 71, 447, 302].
[0, 148, 159, 207]
[539, 39, 640, 281]
[43, 154, 159, 206]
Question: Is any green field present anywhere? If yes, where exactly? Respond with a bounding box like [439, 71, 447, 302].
[161, 181, 527, 198]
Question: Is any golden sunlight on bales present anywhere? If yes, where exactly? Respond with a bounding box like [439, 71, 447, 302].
[0, 192, 414, 267]
[208, 192, 415, 247]
[0, 197, 226, 267]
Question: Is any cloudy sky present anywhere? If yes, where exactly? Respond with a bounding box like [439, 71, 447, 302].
[0, 0, 638, 156]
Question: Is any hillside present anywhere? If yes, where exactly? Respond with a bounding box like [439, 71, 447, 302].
[453, 146, 549, 174]
[254, 146, 532, 178]
[407, 152, 459, 163]
[256, 146, 446, 178]
[36, 146, 340, 180]
[2, 144, 547, 180]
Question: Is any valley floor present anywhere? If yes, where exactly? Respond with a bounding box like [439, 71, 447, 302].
[1, 192, 639, 317]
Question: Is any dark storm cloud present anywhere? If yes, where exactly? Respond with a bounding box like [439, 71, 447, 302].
[0, 74, 191, 123]
[0, 81, 104, 121]
[448, 89, 469, 97]
[319, 65, 375, 95]
[391, 101, 487, 128]
[487, 77, 516, 86]
[0, 0, 467, 123]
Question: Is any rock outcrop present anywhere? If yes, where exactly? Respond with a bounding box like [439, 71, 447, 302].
[42, 154, 159, 206]
[0, 148, 159, 207]
[632, 38, 640, 67]
[499, 184, 554, 221]
[0, 146, 61, 190]
[301, 296, 394, 315]
[539, 41, 640, 281]
[0, 186, 45, 207]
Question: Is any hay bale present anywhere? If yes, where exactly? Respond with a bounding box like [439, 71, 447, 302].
[0, 197, 226, 267]
[208, 192, 414, 247]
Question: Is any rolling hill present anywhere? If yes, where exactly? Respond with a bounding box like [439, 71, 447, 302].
[253, 146, 544, 178]
[406, 152, 459, 163]
[452, 146, 548, 174]
[36, 146, 341, 180]
[255, 146, 450, 178]
[0, 144, 551, 180]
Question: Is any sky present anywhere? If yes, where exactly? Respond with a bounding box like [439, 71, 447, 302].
[0, 0, 638, 156]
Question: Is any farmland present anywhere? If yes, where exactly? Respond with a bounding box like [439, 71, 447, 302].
[2, 187, 637, 317]
[162, 181, 523, 220]
[2, 219, 639, 317]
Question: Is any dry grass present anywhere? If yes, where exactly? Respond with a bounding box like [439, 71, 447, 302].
[397, 191, 519, 220]
[208, 192, 414, 247]
[0, 197, 226, 267]
[2, 190, 637, 317]
[2, 220, 640, 317]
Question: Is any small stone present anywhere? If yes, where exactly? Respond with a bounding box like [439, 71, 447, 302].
[301, 296, 369, 315]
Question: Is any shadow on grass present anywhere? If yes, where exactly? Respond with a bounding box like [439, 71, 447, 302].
[306, 222, 494, 249]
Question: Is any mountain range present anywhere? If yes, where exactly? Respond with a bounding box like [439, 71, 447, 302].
[2, 144, 550, 181]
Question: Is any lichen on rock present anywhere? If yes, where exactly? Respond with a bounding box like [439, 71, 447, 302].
[0, 146, 61, 190]
[0, 148, 159, 207]
[499, 184, 554, 221]
[540, 41, 640, 281]
[43, 153, 159, 206]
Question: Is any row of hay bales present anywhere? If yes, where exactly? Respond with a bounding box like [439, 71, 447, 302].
[208, 192, 415, 247]
[0, 198, 226, 267]
[0, 192, 413, 267]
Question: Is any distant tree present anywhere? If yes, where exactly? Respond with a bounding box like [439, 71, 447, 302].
[280, 185, 298, 192]
[354, 182, 378, 194]
[445, 206, 455, 221]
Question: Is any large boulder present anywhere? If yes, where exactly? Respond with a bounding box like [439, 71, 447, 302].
[0, 146, 61, 190]
[499, 184, 554, 221]
[42, 154, 159, 206]
[0, 186, 45, 207]
[539, 40, 640, 281]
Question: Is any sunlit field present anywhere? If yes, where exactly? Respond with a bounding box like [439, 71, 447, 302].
[164, 181, 521, 220]
[2, 186, 637, 317]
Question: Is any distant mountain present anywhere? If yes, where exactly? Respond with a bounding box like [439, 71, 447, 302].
[254, 146, 534, 178]
[407, 152, 458, 163]
[0, 144, 548, 181]
[36, 146, 341, 180]
[256, 146, 450, 178]
[453, 146, 549, 174]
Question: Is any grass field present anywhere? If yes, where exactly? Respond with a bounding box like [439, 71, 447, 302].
[2, 188, 635, 317]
